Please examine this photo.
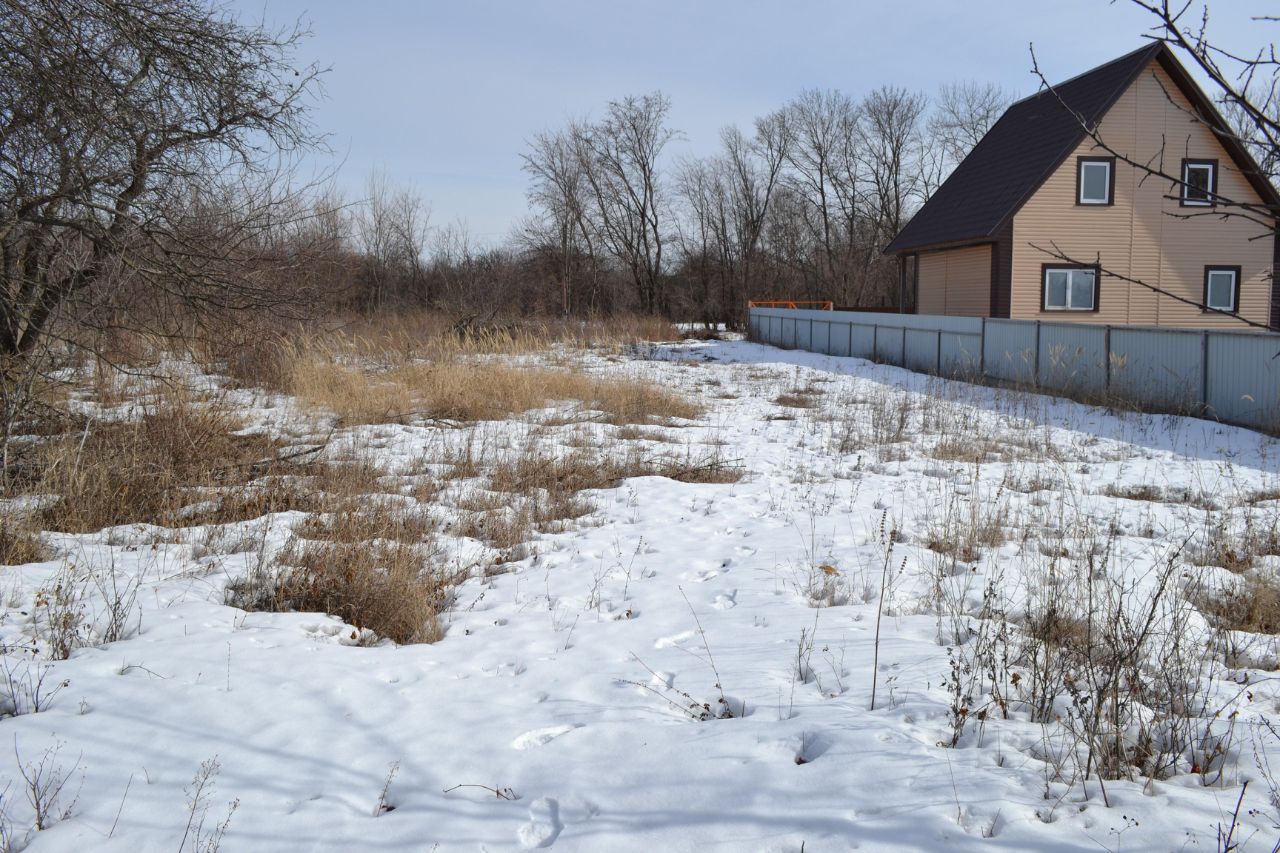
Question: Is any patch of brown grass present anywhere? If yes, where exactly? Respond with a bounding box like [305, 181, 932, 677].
[773, 391, 818, 409]
[0, 517, 50, 565]
[1195, 575, 1280, 635]
[294, 502, 434, 545]
[227, 536, 456, 644]
[1102, 484, 1216, 511]
[29, 390, 288, 532]
[281, 341, 701, 428]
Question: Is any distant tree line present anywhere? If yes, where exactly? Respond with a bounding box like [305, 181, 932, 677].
[517, 83, 1010, 327]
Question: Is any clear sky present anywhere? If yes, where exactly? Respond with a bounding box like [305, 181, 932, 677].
[232, 0, 1273, 243]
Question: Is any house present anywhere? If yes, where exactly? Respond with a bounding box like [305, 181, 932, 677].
[884, 42, 1280, 330]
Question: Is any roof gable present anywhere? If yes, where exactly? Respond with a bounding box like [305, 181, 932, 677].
[885, 42, 1279, 255]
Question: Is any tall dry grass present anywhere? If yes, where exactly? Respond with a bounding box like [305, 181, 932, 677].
[5, 309, 710, 645]
[273, 331, 700, 427]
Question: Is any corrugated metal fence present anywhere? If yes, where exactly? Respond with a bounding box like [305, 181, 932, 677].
[747, 306, 1280, 432]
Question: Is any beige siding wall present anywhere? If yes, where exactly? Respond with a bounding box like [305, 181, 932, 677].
[917, 244, 992, 316]
[1010, 59, 1273, 328]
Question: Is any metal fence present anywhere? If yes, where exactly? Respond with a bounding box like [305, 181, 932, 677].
[747, 306, 1280, 432]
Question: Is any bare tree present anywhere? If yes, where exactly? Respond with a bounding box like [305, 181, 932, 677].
[858, 86, 929, 303]
[522, 127, 601, 314]
[353, 172, 431, 309]
[575, 93, 679, 314]
[781, 89, 862, 304]
[0, 0, 325, 358]
[931, 82, 1012, 168]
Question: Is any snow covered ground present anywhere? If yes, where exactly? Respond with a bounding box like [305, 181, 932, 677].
[2, 338, 1280, 852]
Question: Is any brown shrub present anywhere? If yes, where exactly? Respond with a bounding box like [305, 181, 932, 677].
[227, 537, 456, 644]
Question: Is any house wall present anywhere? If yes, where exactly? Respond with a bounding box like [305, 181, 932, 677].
[917, 244, 992, 316]
[1010, 58, 1274, 328]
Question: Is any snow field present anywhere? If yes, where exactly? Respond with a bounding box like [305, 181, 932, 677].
[1, 338, 1279, 851]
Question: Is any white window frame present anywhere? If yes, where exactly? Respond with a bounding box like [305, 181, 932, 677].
[1043, 266, 1098, 312]
[1205, 267, 1238, 313]
[1182, 161, 1216, 206]
[1078, 159, 1112, 205]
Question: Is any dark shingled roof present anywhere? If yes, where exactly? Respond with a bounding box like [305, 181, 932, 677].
[885, 43, 1165, 254]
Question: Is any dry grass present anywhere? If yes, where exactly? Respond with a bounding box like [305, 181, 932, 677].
[26, 390, 290, 532]
[281, 341, 700, 427]
[0, 517, 50, 565]
[1195, 574, 1280, 635]
[13, 311, 715, 646]
[1189, 515, 1280, 573]
[1102, 483, 1217, 511]
[228, 536, 455, 644]
[923, 491, 1006, 564]
[212, 310, 680, 392]
[454, 442, 742, 552]
[773, 390, 818, 409]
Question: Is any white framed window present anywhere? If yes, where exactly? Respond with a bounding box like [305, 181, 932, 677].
[1204, 266, 1239, 313]
[1077, 157, 1113, 205]
[1043, 266, 1098, 311]
[1182, 159, 1216, 206]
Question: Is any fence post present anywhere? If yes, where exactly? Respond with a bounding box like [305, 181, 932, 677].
[848, 321, 854, 357]
[1033, 321, 1042, 387]
[809, 318, 814, 350]
[979, 317, 986, 380]
[872, 323, 878, 362]
[901, 326, 907, 368]
[1200, 331, 1210, 415]
[935, 329, 942, 375]
[1103, 325, 1111, 395]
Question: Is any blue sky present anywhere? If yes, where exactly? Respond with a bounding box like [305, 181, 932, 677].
[233, 0, 1271, 242]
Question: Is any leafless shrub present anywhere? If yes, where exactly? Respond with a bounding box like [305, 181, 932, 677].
[179, 757, 239, 853]
[15, 738, 80, 834]
[0, 658, 68, 718]
[922, 479, 1006, 565]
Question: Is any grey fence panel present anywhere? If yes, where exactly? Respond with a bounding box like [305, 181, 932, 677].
[941, 332, 983, 378]
[904, 328, 940, 373]
[1110, 327, 1203, 412]
[1039, 323, 1107, 396]
[983, 320, 1037, 385]
[1206, 333, 1280, 429]
[813, 320, 832, 355]
[795, 318, 812, 350]
[829, 321, 852, 357]
[850, 324, 876, 359]
[875, 325, 905, 364]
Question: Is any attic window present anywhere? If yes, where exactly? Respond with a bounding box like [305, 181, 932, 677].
[1182, 159, 1217, 206]
[1077, 157, 1114, 205]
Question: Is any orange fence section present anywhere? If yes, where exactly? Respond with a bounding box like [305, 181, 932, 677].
[747, 300, 834, 310]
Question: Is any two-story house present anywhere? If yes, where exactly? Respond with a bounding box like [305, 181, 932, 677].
[884, 42, 1280, 330]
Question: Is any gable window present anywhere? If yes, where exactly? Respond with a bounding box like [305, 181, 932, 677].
[1204, 266, 1240, 313]
[1077, 157, 1114, 205]
[1042, 265, 1099, 312]
[1182, 159, 1217, 206]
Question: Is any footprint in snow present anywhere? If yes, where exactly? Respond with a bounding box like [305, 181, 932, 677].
[484, 661, 527, 677]
[512, 724, 582, 750]
[654, 630, 695, 649]
[517, 797, 563, 849]
[683, 569, 719, 583]
[712, 590, 737, 610]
